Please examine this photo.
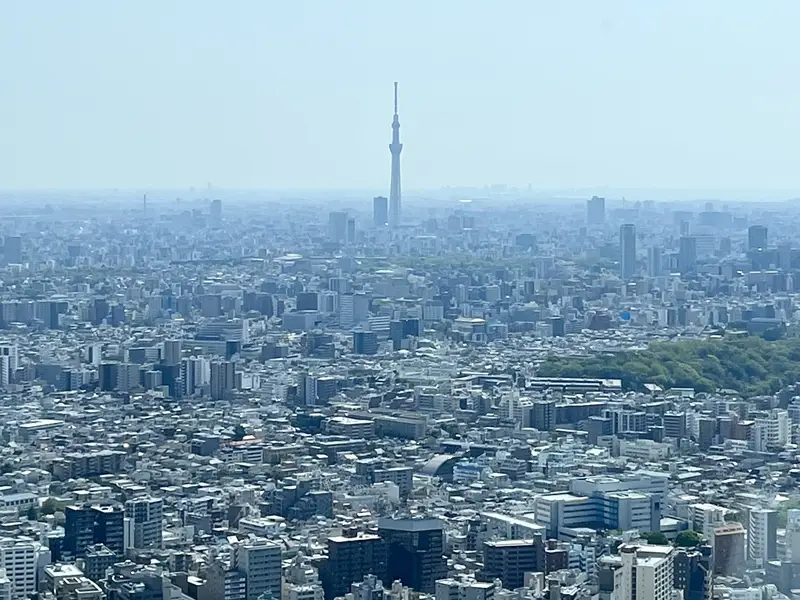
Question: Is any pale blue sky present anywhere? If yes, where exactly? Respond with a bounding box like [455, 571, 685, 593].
[1, 1, 799, 192]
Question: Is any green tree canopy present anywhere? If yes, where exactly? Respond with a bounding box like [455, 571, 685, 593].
[675, 530, 704, 548]
[538, 336, 800, 396]
[40, 498, 59, 515]
[640, 531, 669, 545]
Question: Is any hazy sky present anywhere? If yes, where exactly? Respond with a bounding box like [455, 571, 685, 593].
[2, 1, 800, 192]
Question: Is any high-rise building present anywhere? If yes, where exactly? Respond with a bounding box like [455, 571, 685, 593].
[673, 545, 712, 600]
[748, 224, 768, 251]
[779, 243, 793, 270]
[233, 538, 282, 600]
[618, 544, 674, 600]
[786, 509, 800, 563]
[481, 538, 543, 590]
[3, 237, 21, 265]
[210, 360, 236, 400]
[92, 505, 125, 556]
[162, 340, 181, 366]
[64, 506, 96, 558]
[353, 331, 378, 355]
[320, 533, 388, 600]
[663, 412, 687, 440]
[379, 517, 447, 594]
[748, 507, 778, 566]
[0, 538, 37, 600]
[531, 400, 556, 431]
[647, 246, 662, 277]
[83, 545, 117, 583]
[620, 224, 636, 280]
[328, 212, 348, 243]
[713, 523, 745, 576]
[388, 82, 403, 228]
[207, 560, 247, 600]
[125, 497, 163, 550]
[346, 218, 356, 244]
[679, 236, 698, 274]
[181, 356, 209, 397]
[210, 199, 222, 228]
[296, 292, 319, 312]
[339, 293, 370, 329]
[0, 345, 17, 388]
[587, 196, 605, 225]
[373, 196, 389, 227]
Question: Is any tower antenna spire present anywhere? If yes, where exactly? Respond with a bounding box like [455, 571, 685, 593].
[388, 82, 403, 228]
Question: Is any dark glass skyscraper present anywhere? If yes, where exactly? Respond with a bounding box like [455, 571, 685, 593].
[378, 517, 447, 594]
[373, 196, 388, 227]
[749, 224, 768, 251]
[620, 224, 636, 280]
[679, 236, 698, 274]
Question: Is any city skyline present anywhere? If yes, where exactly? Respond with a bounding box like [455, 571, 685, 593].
[3, 1, 800, 191]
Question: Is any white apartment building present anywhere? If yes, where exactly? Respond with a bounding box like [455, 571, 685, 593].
[748, 508, 778, 566]
[0, 539, 37, 600]
[688, 503, 727, 540]
[618, 544, 674, 600]
[233, 538, 282, 600]
[753, 410, 789, 451]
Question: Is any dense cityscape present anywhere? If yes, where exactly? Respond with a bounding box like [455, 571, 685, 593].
[1, 72, 800, 600]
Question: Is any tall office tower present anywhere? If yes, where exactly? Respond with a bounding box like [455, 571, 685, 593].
[181, 356, 209, 397]
[233, 538, 283, 600]
[373, 196, 389, 227]
[0, 538, 37, 600]
[125, 497, 163, 549]
[748, 508, 778, 566]
[210, 360, 236, 400]
[353, 330, 378, 355]
[531, 400, 556, 431]
[3, 236, 21, 265]
[712, 523, 745, 576]
[673, 545, 713, 600]
[587, 196, 605, 225]
[84, 343, 103, 366]
[618, 544, 674, 600]
[786, 509, 800, 562]
[328, 211, 348, 243]
[748, 224, 768, 251]
[321, 533, 388, 600]
[339, 293, 355, 329]
[339, 293, 369, 329]
[346, 218, 356, 244]
[647, 246, 662, 277]
[0, 344, 17, 387]
[388, 82, 403, 228]
[379, 517, 447, 594]
[620, 224, 636, 280]
[679, 236, 698, 274]
[210, 199, 222, 228]
[779, 243, 792, 270]
[162, 340, 181, 366]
